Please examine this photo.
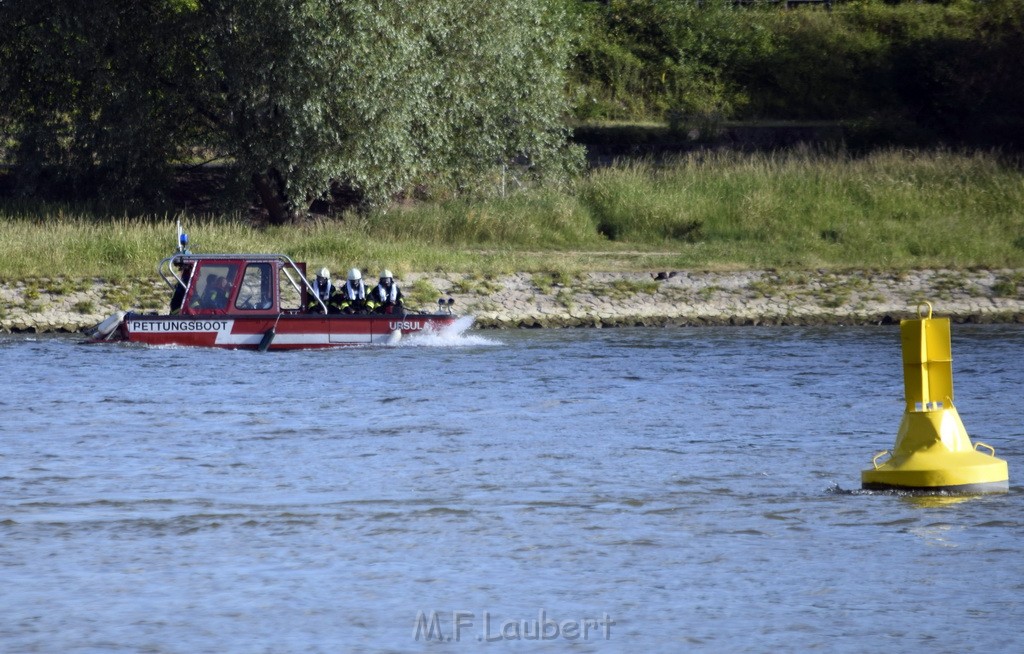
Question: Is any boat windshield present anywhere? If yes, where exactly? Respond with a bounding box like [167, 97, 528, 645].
[235, 262, 274, 310]
[188, 263, 240, 312]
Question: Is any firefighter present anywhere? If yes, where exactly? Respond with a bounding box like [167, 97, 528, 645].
[337, 268, 368, 314]
[366, 269, 404, 314]
[307, 267, 333, 312]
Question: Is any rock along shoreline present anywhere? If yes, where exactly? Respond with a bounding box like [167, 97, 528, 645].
[2, 268, 1023, 334]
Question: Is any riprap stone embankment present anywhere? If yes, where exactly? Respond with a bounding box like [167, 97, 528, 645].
[2, 269, 1023, 333]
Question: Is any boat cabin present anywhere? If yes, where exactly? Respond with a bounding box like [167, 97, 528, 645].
[161, 254, 314, 316]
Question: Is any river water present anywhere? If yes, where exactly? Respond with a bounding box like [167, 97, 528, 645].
[1, 325, 1023, 653]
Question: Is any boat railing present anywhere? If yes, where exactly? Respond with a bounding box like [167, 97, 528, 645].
[158, 256, 194, 301]
[157, 253, 329, 315]
[281, 262, 328, 314]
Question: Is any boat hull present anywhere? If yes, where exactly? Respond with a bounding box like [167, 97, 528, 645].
[108, 312, 461, 350]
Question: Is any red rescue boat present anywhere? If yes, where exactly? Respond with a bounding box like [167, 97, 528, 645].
[86, 250, 466, 351]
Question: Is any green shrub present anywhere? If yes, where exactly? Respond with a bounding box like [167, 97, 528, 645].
[406, 278, 441, 310]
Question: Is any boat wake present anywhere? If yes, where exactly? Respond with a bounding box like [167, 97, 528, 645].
[396, 316, 498, 348]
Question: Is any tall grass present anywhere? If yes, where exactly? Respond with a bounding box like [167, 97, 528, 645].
[2, 148, 1022, 281]
[578, 148, 1024, 269]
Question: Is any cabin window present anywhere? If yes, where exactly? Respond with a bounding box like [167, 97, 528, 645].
[278, 264, 303, 311]
[236, 263, 274, 310]
[189, 264, 239, 311]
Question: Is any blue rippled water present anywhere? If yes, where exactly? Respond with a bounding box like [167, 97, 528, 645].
[1, 325, 1023, 653]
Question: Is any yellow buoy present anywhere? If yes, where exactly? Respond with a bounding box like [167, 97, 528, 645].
[861, 302, 1009, 493]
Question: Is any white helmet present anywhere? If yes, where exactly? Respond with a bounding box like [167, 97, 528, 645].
[379, 269, 393, 280]
[347, 268, 362, 281]
[317, 267, 330, 279]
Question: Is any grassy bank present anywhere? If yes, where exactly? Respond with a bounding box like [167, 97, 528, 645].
[2, 149, 1022, 282]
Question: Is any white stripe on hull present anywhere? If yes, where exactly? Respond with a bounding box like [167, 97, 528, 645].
[126, 318, 433, 348]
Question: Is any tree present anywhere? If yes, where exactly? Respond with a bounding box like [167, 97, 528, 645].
[567, 0, 772, 125]
[0, 0, 201, 206]
[0, 0, 581, 222]
[889, 0, 1024, 145]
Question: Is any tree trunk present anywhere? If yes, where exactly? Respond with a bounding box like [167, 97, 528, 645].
[253, 169, 293, 225]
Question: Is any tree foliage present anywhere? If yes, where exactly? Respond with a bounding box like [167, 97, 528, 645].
[0, 0, 201, 204]
[567, 0, 1024, 147]
[568, 0, 773, 124]
[3, 0, 1023, 220]
[0, 0, 581, 221]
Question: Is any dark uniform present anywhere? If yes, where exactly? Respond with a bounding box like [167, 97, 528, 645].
[338, 269, 368, 314]
[367, 270, 404, 314]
